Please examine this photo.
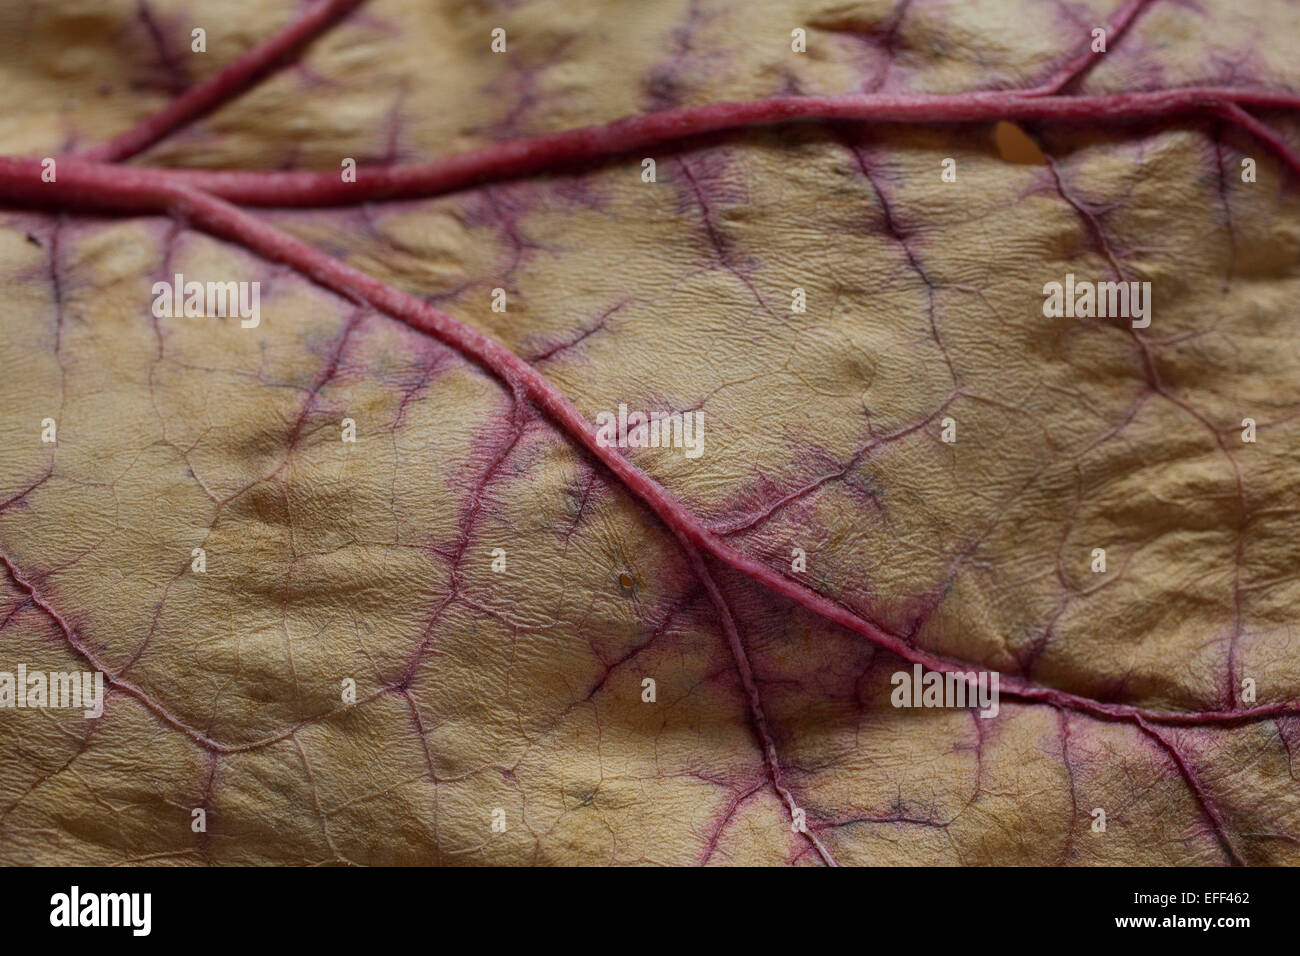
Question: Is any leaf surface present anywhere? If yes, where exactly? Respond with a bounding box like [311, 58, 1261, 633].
[0, 0, 1298, 865]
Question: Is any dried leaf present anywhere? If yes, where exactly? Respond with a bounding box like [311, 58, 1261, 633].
[1, 0, 1298, 866]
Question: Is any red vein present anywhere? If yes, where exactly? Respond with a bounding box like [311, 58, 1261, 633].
[5, 0, 1299, 862]
[677, 538, 838, 866]
[5, 167, 1292, 733]
[1021, 0, 1160, 96]
[0, 548, 223, 750]
[0, 547, 390, 755]
[1135, 716, 1244, 865]
[76, 0, 368, 162]
[1214, 101, 1300, 175]
[36, 86, 1300, 210]
[699, 777, 766, 865]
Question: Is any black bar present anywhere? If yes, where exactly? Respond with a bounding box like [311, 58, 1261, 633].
[0, 865, 1285, 943]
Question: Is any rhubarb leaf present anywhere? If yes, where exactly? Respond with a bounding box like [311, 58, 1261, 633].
[1, 0, 1298, 866]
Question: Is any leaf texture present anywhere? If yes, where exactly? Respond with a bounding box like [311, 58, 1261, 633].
[0, 0, 1298, 866]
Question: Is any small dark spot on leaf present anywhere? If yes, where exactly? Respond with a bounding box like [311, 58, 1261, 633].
[25, 233, 41, 247]
[618, 572, 634, 590]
